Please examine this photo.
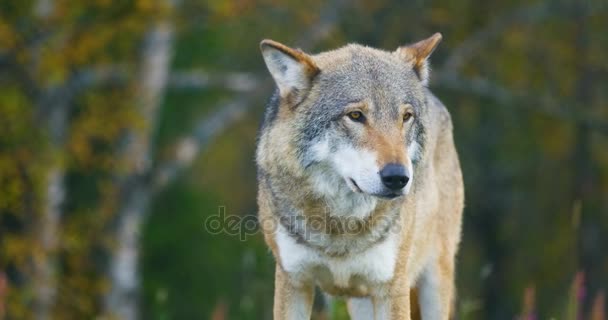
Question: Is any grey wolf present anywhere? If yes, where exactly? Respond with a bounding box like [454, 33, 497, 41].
[256, 33, 464, 320]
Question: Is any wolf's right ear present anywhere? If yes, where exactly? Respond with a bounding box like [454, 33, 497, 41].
[260, 39, 319, 102]
[396, 33, 442, 86]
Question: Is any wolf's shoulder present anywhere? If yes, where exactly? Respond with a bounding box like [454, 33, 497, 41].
[424, 88, 453, 130]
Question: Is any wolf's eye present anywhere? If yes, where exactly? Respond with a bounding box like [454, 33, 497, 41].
[347, 111, 365, 122]
[403, 112, 414, 122]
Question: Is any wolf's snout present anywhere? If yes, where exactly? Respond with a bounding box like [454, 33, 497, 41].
[380, 164, 409, 191]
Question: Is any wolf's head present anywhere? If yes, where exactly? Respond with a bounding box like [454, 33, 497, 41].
[259, 34, 441, 200]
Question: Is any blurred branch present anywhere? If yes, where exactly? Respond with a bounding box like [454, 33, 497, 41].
[169, 70, 259, 92]
[153, 82, 271, 191]
[434, 73, 513, 104]
[35, 66, 130, 124]
[51, 66, 257, 93]
[433, 73, 608, 135]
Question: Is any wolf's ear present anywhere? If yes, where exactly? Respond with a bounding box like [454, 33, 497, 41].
[396, 33, 442, 86]
[260, 39, 319, 101]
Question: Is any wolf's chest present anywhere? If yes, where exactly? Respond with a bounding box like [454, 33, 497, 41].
[275, 225, 400, 295]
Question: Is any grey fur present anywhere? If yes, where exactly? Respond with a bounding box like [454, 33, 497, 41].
[257, 36, 464, 319]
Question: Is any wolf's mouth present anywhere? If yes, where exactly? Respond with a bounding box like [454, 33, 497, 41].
[346, 178, 362, 193]
[345, 178, 403, 199]
[377, 192, 402, 199]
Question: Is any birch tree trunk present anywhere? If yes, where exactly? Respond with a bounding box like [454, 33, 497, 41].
[34, 82, 73, 320]
[33, 165, 65, 320]
[103, 15, 174, 320]
[30, 1, 67, 319]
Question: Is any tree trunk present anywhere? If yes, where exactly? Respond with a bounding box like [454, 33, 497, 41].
[103, 16, 174, 320]
[32, 166, 65, 320]
[30, 1, 69, 318]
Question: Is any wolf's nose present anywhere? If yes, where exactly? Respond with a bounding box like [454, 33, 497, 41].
[380, 164, 409, 190]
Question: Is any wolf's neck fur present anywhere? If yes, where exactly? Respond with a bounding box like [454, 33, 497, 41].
[267, 163, 402, 257]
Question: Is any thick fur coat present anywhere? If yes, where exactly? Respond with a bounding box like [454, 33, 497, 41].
[256, 33, 464, 320]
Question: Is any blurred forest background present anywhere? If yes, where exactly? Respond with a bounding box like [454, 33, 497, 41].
[0, 0, 607, 319]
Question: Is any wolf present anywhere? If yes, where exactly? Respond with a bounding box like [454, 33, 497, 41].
[256, 33, 464, 320]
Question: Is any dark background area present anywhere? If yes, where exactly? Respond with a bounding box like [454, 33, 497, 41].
[0, 0, 606, 319]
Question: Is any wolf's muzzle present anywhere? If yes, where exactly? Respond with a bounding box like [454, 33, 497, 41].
[380, 163, 409, 191]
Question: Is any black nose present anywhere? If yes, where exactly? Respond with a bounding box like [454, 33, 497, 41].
[380, 164, 409, 191]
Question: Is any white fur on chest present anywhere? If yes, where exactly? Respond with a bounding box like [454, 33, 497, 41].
[276, 225, 401, 291]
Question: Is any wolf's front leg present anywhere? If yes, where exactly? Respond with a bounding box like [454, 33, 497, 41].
[417, 258, 455, 320]
[388, 292, 411, 320]
[273, 265, 314, 320]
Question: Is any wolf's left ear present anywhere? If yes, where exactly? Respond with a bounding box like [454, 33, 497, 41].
[396, 33, 442, 86]
[260, 39, 320, 102]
